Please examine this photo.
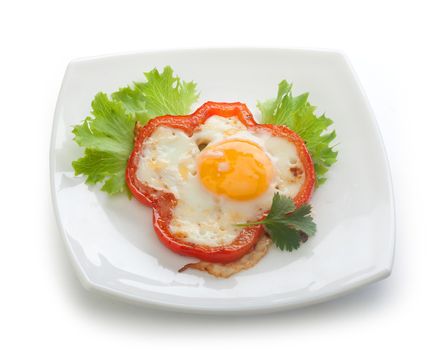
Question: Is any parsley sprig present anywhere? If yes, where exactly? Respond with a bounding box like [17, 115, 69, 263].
[237, 193, 316, 251]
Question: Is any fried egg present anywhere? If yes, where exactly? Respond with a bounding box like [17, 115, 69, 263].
[135, 116, 306, 247]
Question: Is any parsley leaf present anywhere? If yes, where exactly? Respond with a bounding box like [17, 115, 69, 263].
[258, 81, 338, 186]
[285, 204, 316, 236]
[72, 67, 199, 196]
[238, 193, 317, 252]
[265, 222, 302, 251]
[266, 192, 296, 219]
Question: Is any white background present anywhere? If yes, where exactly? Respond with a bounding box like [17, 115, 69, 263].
[1, 0, 432, 349]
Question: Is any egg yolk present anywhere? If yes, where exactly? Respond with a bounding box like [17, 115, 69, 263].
[198, 140, 273, 201]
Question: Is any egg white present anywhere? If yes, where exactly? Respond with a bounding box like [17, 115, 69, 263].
[135, 116, 305, 247]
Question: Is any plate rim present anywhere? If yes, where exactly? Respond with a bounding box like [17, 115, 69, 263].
[50, 47, 396, 314]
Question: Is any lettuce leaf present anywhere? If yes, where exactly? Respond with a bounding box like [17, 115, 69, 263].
[258, 81, 338, 186]
[72, 93, 135, 195]
[136, 66, 199, 117]
[72, 67, 199, 196]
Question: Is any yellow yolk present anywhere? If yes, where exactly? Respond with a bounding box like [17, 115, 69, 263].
[198, 140, 273, 201]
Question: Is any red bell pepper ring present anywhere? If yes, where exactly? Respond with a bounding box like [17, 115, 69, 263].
[126, 102, 315, 263]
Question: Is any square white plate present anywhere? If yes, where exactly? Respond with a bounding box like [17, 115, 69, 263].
[50, 48, 395, 313]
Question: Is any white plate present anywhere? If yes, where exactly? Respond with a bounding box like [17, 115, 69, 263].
[50, 48, 395, 313]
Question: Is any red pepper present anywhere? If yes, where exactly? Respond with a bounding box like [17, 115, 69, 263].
[126, 102, 315, 263]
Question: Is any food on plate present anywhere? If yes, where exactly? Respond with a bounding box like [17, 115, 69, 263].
[126, 101, 315, 263]
[72, 66, 338, 277]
